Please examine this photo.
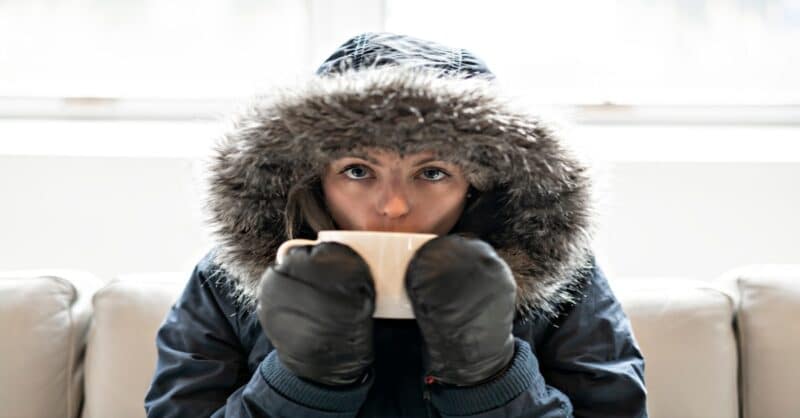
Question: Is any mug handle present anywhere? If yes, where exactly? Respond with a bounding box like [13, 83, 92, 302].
[275, 239, 319, 264]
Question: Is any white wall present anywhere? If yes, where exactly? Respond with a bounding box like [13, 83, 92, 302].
[1, 120, 798, 282]
[0, 155, 213, 281]
[591, 162, 800, 280]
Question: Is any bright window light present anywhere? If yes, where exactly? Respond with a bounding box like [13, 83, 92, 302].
[0, 0, 310, 98]
[0, 0, 796, 109]
[386, 0, 800, 105]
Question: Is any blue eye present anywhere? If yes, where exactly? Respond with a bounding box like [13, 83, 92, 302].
[420, 168, 449, 181]
[342, 165, 371, 180]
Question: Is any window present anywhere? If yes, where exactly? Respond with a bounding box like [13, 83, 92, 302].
[0, 0, 796, 132]
[0, 0, 311, 99]
[386, 0, 799, 106]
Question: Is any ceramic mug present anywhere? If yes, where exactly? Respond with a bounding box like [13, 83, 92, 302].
[276, 230, 437, 318]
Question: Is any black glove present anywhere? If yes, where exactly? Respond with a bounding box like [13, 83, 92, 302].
[405, 235, 516, 386]
[257, 242, 375, 386]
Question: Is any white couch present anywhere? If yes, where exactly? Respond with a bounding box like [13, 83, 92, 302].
[1, 265, 799, 418]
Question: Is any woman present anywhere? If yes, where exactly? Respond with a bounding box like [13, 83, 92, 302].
[145, 32, 647, 417]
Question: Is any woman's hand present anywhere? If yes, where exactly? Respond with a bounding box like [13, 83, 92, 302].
[257, 242, 375, 387]
[405, 235, 517, 386]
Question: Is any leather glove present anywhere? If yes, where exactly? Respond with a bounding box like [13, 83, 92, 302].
[257, 242, 375, 386]
[405, 235, 516, 386]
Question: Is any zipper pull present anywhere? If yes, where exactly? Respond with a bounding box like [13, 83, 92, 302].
[422, 375, 435, 401]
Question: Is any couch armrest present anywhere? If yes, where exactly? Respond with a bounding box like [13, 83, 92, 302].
[0, 269, 103, 418]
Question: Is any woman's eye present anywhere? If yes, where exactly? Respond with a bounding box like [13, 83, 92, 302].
[341, 165, 448, 181]
[342, 165, 371, 180]
[420, 168, 449, 181]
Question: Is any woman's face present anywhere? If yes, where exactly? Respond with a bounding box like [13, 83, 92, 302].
[321, 148, 470, 234]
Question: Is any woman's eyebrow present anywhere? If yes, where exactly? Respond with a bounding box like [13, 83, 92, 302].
[345, 154, 379, 165]
[412, 157, 440, 166]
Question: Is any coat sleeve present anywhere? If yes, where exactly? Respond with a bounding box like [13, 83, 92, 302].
[537, 258, 647, 417]
[428, 257, 647, 418]
[143, 252, 372, 418]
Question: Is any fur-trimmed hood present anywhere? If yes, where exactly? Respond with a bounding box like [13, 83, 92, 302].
[203, 67, 597, 322]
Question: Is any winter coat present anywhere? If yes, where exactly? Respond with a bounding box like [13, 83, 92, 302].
[144, 33, 647, 417]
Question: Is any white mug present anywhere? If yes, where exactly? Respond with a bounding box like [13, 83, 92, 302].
[275, 230, 437, 319]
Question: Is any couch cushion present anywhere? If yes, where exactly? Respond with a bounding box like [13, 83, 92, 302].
[610, 277, 739, 418]
[0, 270, 102, 418]
[81, 273, 186, 418]
[717, 265, 800, 418]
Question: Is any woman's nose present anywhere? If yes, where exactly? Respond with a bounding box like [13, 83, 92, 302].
[379, 191, 410, 218]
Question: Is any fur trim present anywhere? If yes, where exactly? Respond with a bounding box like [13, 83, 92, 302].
[203, 67, 597, 322]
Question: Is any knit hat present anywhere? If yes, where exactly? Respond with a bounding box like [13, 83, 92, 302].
[315, 32, 495, 80]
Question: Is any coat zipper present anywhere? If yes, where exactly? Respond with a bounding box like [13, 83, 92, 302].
[422, 375, 436, 418]
[422, 386, 434, 418]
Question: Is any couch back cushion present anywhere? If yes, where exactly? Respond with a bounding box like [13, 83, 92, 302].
[611, 278, 739, 418]
[83, 273, 740, 418]
[718, 265, 800, 418]
[0, 270, 101, 418]
[81, 274, 185, 418]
